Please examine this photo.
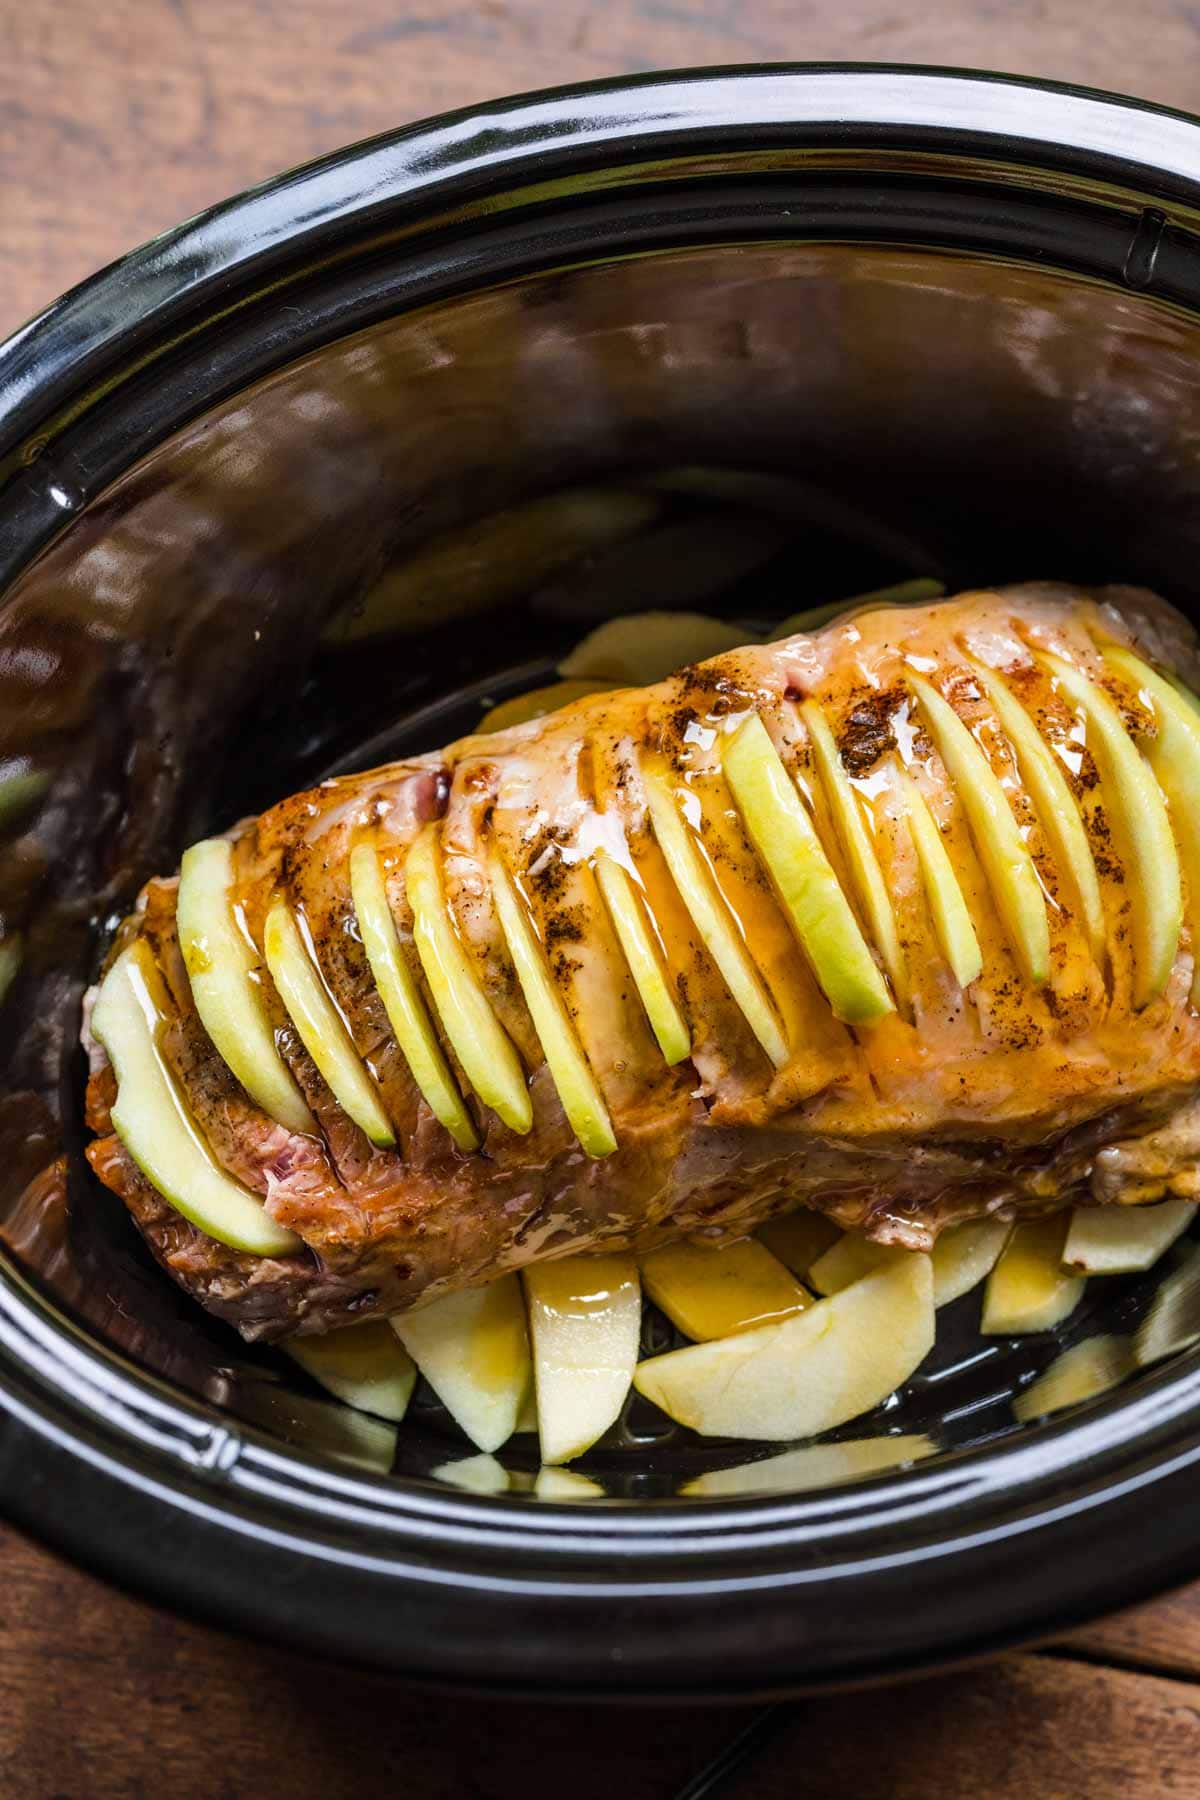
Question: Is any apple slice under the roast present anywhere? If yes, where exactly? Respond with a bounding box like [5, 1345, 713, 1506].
[682, 1431, 936, 1498]
[894, 763, 983, 989]
[801, 700, 908, 1009]
[559, 611, 746, 687]
[392, 1274, 532, 1453]
[91, 941, 303, 1256]
[488, 851, 617, 1158]
[1103, 646, 1200, 1003]
[965, 656, 1106, 966]
[634, 1252, 934, 1441]
[1013, 1334, 1134, 1422]
[524, 1254, 642, 1464]
[642, 758, 789, 1065]
[404, 825, 532, 1136]
[286, 1320, 417, 1421]
[176, 838, 314, 1136]
[756, 1210, 841, 1277]
[980, 1213, 1084, 1334]
[349, 840, 478, 1151]
[640, 1237, 812, 1341]
[721, 714, 894, 1025]
[593, 848, 691, 1066]
[476, 678, 610, 735]
[1063, 1200, 1196, 1275]
[809, 1217, 1009, 1307]
[1036, 650, 1181, 1007]
[263, 901, 395, 1148]
[907, 673, 1050, 988]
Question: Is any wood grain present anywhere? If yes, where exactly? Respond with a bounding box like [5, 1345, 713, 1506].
[5, 0, 1200, 341]
[728, 1656, 1200, 1800]
[5, 1, 1200, 1794]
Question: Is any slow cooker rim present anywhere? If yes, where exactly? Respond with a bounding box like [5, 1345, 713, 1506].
[5, 62, 1200, 1688]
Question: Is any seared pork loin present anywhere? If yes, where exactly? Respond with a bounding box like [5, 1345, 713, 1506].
[83, 583, 1200, 1341]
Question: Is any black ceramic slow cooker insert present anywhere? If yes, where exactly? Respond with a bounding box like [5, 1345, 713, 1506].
[4, 65, 1200, 1697]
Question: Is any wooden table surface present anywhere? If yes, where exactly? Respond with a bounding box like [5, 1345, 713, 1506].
[5, 2, 1200, 1794]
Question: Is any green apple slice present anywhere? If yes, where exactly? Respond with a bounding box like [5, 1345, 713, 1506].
[1103, 646, 1200, 1002]
[801, 700, 907, 1007]
[91, 941, 303, 1256]
[1063, 1200, 1196, 1275]
[634, 1252, 934, 1441]
[980, 1214, 1084, 1334]
[524, 1253, 641, 1464]
[1133, 1245, 1200, 1366]
[640, 1237, 811, 1341]
[1013, 1335, 1134, 1422]
[895, 765, 983, 988]
[721, 715, 893, 1025]
[559, 611, 746, 686]
[404, 825, 532, 1136]
[434, 1453, 512, 1495]
[488, 851, 617, 1158]
[771, 578, 946, 640]
[349, 840, 478, 1151]
[534, 1466, 606, 1499]
[263, 901, 395, 1147]
[965, 657, 1106, 965]
[908, 674, 1050, 988]
[177, 838, 314, 1136]
[756, 1211, 841, 1276]
[286, 1321, 417, 1421]
[810, 1218, 1008, 1307]
[392, 1274, 531, 1453]
[682, 1432, 936, 1498]
[642, 758, 789, 1064]
[1037, 650, 1182, 1006]
[593, 848, 690, 1065]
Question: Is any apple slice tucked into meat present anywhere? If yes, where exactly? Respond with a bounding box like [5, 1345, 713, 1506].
[286, 1320, 417, 1421]
[634, 1252, 934, 1441]
[1036, 650, 1181, 1006]
[177, 838, 314, 1135]
[895, 764, 982, 988]
[965, 658, 1106, 965]
[392, 1274, 531, 1453]
[1013, 1335, 1134, 1422]
[349, 839, 478, 1151]
[263, 901, 395, 1147]
[682, 1432, 936, 1498]
[801, 700, 908, 1008]
[810, 1218, 1008, 1307]
[593, 849, 691, 1065]
[756, 1211, 841, 1277]
[1103, 646, 1200, 1002]
[981, 1214, 1084, 1334]
[489, 852, 617, 1157]
[642, 758, 789, 1064]
[524, 1254, 641, 1464]
[91, 942, 303, 1256]
[1063, 1200, 1196, 1275]
[722, 714, 894, 1024]
[640, 1237, 811, 1341]
[405, 825, 532, 1135]
[908, 673, 1049, 987]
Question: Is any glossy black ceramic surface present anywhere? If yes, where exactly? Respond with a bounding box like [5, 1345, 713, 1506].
[5, 66, 1200, 1693]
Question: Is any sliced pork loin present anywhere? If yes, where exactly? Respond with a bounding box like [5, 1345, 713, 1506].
[83, 583, 1200, 1340]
